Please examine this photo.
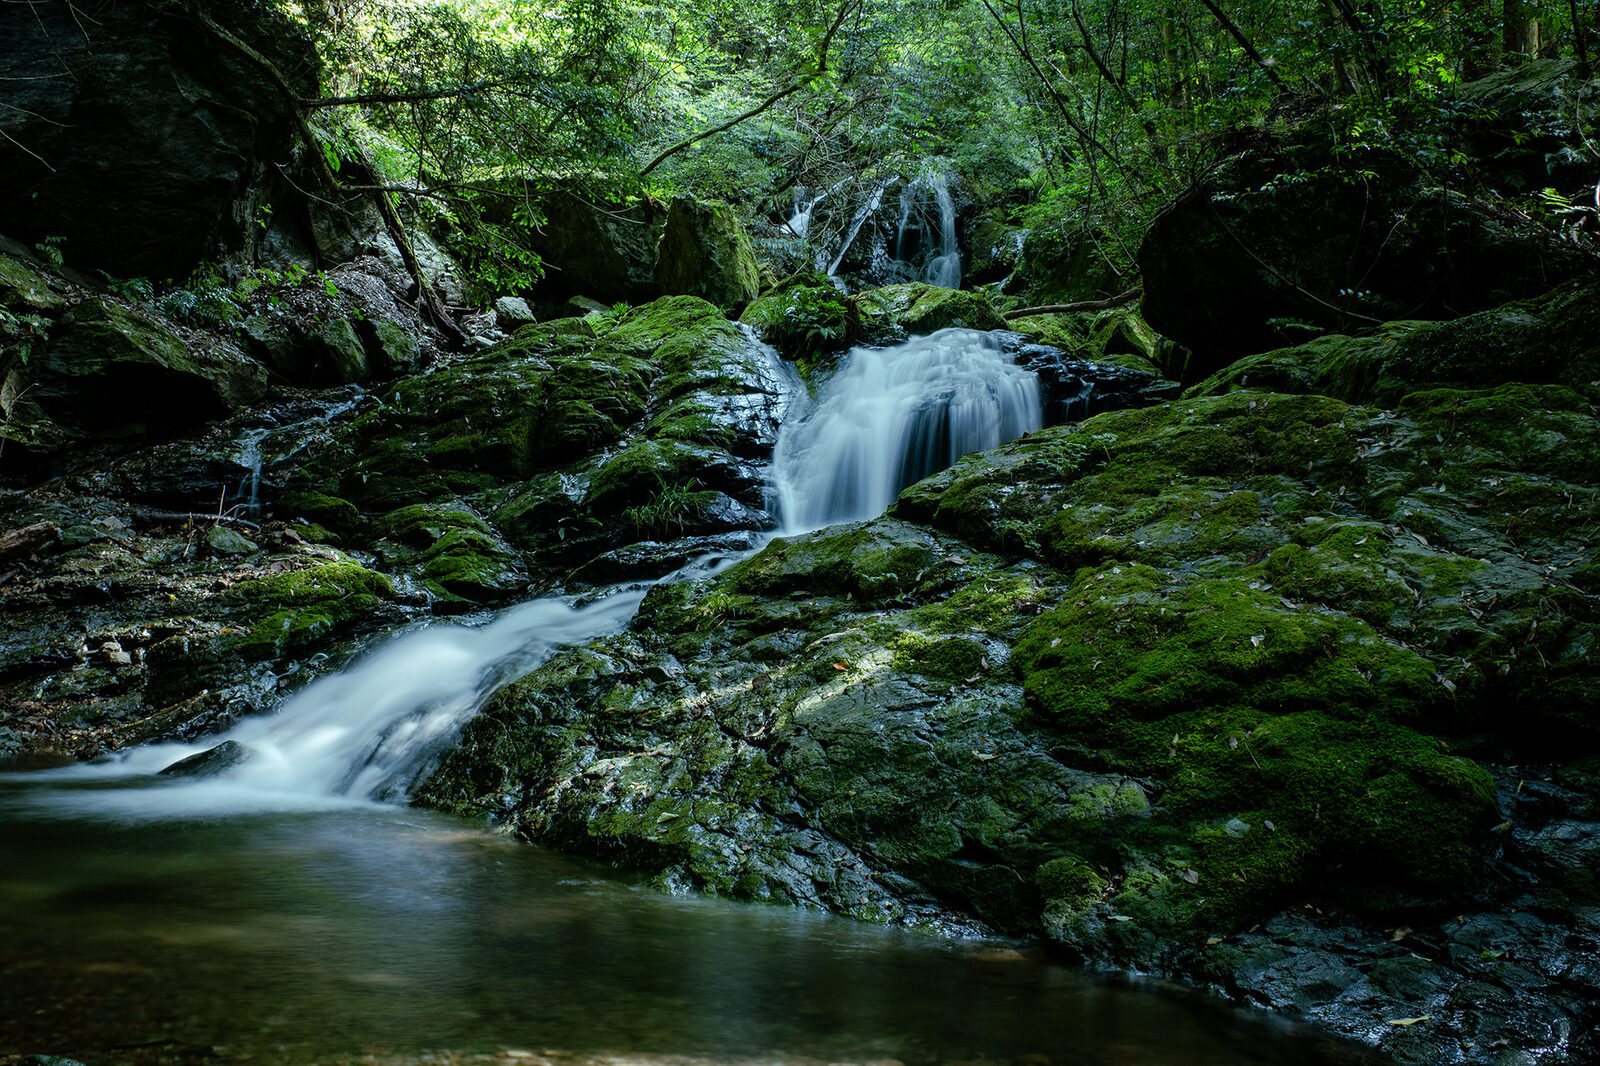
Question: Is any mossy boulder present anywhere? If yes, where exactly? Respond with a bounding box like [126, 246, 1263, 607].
[17, 297, 266, 443]
[375, 503, 527, 605]
[1138, 120, 1597, 370]
[856, 282, 1006, 338]
[231, 559, 397, 660]
[1188, 280, 1600, 405]
[657, 197, 761, 312]
[0, 254, 66, 313]
[1010, 223, 1128, 306]
[739, 275, 856, 362]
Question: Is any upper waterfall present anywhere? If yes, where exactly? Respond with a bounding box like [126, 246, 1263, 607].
[774, 329, 1042, 532]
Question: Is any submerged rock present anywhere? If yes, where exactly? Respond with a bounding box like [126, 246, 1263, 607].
[158, 739, 253, 778]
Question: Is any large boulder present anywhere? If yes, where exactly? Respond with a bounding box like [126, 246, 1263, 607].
[657, 198, 761, 312]
[1186, 279, 1600, 405]
[4, 298, 267, 449]
[0, 0, 318, 280]
[419, 377, 1599, 1064]
[487, 187, 663, 308]
[1137, 125, 1596, 374]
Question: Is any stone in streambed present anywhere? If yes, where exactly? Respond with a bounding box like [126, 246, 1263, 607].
[158, 739, 253, 778]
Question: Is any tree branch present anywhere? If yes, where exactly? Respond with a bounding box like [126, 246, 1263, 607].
[1195, 0, 1289, 91]
[639, 0, 857, 176]
[1004, 286, 1143, 318]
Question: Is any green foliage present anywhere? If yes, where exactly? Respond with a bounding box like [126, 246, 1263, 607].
[154, 266, 243, 327]
[623, 472, 717, 539]
[33, 236, 65, 270]
[97, 273, 155, 302]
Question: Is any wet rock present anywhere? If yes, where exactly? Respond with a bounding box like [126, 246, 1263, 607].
[856, 283, 1006, 338]
[421, 370, 1597, 1063]
[8, 298, 267, 448]
[657, 198, 761, 312]
[206, 525, 259, 555]
[158, 739, 253, 778]
[495, 296, 537, 329]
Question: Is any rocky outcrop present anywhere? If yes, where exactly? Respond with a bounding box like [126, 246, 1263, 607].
[1137, 110, 1597, 373]
[0, 0, 319, 280]
[3, 297, 267, 450]
[418, 338, 1598, 1063]
[503, 188, 663, 309]
[658, 198, 762, 312]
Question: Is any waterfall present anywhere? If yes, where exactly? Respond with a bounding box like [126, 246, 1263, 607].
[774, 329, 1041, 531]
[828, 172, 961, 290]
[229, 426, 269, 519]
[67, 589, 646, 809]
[921, 176, 961, 289]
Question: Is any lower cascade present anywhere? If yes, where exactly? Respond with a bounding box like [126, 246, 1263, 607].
[79, 589, 647, 806]
[774, 328, 1042, 530]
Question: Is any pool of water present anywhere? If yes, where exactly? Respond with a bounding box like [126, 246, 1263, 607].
[0, 775, 1380, 1066]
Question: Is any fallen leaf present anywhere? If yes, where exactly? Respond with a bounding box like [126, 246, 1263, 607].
[973, 752, 998, 761]
[1390, 926, 1413, 942]
[1182, 868, 1200, 885]
[1386, 1016, 1431, 1027]
[1107, 915, 1134, 922]
[832, 662, 847, 671]
[1250, 634, 1264, 647]
[1205, 936, 1225, 945]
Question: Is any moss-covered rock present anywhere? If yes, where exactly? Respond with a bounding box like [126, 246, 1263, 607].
[19, 297, 267, 442]
[856, 282, 1006, 337]
[657, 197, 761, 312]
[230, 559, 397, 660]
[375, 503, 527, 604]
[1188, 280, 1600, 405]
[739, 275, 856, 362]
[0, 254, 66, 313]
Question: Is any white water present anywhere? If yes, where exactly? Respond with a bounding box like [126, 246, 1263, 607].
[42, 587, 648, 815]
[775, 329, 1041, 531]
[919, 175, 962, 289]
[34, 322, 1039, 814]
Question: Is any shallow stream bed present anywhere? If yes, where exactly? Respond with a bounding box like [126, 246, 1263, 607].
[0, 775, 1380, 1066]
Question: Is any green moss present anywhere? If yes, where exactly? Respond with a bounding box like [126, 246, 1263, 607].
[891, 633, 987, 683]
[855, 283, 1006, 336]
[1035, 856, 1108, 912]
[233, 560, 396, 659]
[740, 282, 855, 360]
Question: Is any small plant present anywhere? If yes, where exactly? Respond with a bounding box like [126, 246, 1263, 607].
[97, 272, 154, 302]
[33, 235, 65, 270]
[155, 265, 242, 327]
[623, 474, 715, 540]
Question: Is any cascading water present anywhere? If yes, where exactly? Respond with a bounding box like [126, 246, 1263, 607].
[919, 175, 961, 288]
[42, 324, 1040, 811]
[774, 329, 1042, 531]
[62, 589, 647, 812]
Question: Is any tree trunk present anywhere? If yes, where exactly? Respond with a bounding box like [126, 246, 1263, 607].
[1503, 0, 1542, 60]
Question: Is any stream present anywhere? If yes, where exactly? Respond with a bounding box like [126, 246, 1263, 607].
[2, 330, 1381, 1066]
[0, 779, 1378, 1066]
